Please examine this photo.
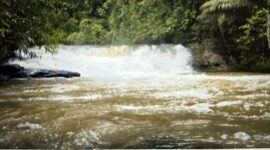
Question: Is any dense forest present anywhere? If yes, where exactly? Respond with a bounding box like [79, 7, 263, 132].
[0, 0, 269, 71]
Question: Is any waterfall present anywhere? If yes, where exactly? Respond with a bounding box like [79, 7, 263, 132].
[9, 44, 194, 81]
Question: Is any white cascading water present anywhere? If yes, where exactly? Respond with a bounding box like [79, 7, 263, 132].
[9, 45, 194, 81]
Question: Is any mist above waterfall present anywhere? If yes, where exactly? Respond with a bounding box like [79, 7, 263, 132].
[9, 45, 194, 81]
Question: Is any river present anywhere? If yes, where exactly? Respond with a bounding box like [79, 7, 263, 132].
[0, 45, 270, 148]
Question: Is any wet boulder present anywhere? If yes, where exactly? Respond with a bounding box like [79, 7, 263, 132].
[0, 64, 80, 79]
[0, 64, 29, 78]
[30, 69, 80, 78]
[188, 39, 230, 72]
[0, 64, 24, 75]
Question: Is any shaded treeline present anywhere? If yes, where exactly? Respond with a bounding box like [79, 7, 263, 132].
[0, 0, 269, 71]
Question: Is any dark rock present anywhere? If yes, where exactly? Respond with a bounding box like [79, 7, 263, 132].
[0, 74, 8, 80]
[0, 64, 25, 75]
[30, 69, 80, 78]
[0, 64, 29, 79]
[188, 39, 230, 72]
[0, 64, 80, 79]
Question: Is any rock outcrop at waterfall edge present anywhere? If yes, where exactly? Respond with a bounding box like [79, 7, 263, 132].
[188, 39, 230, 72]
[0, 64, 80, 80]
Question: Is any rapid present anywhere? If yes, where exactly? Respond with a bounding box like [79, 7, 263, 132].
[0, 45, 269, 148]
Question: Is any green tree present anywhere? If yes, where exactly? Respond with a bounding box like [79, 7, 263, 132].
[199, 0, 252, 42]
[0, 0, 61, 62]
[198, 0, 269, 69]
[236, 8, 270, 71]
[199, 0, 269, 48]
[104, 0, 177, 44]
[67, 19, 108, 44]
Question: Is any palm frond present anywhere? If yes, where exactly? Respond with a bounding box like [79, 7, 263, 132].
[200, 0, 252, 18]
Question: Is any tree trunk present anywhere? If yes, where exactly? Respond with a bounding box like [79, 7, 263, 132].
[267, 8, 270, 49]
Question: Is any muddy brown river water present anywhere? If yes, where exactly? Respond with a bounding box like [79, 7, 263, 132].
[1, 45, 270, 148]
[0, 73, 270, 149]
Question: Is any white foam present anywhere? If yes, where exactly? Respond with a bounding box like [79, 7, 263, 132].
[151, 89, 212, 100]
[204, 75, 270, 81]
[234, 132, 251, 141]
[49, 94, 106, 102]
[189, 103, 214, 113]
[254, 134, 270, 142]
[50, 85, 80, 93]
[73, 130, 100, 147]
[114, 104, 216, 114]
[243, 104, 251, 111]
[221, 134, 228, 140]
[9, 45, 194, 81]
[49, 95, 75, 102]
[264, 135, 270, 141]
[17, 122, 43, 129]
[235, 93, 270, 100]
[115, 105, 161, 111]
[216, 101, 242, 107]
[262, 112, 270, 117]
[113, 103, 218, 114]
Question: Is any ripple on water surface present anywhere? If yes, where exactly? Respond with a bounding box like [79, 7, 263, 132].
[1, 45, 270, 148]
